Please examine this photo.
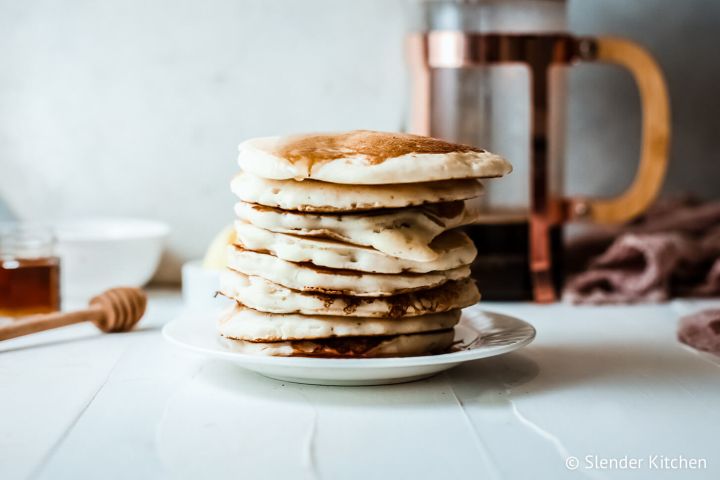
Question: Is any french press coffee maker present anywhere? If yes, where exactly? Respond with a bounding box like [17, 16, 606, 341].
[407, 0, 670, 302]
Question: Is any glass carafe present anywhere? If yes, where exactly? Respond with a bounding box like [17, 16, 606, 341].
[407, 0, 670, 301]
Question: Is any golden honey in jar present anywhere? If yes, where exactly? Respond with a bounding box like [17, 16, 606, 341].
[0, 225, 60, 317]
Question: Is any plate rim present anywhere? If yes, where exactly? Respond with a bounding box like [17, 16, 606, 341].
[162, 305, 536, 369]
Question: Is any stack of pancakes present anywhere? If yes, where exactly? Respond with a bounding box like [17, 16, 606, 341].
[218, 130, 511, 357]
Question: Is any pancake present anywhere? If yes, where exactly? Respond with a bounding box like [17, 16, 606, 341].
[226, 247, 471, 296]
[216, 130, 508, 359]
[237, 130, 511, 184]
[218, 304, 461, 341]
[233, 221, 477, 273]
[219, 269, 480, 317]
[220, 330, 456, 358]
[231, 172, 484, 212]
[234, 199, 481, 262]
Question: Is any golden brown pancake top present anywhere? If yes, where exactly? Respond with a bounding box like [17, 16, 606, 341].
[275, 130, 484, 166]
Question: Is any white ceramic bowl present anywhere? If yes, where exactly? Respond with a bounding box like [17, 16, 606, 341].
[55, 218, 169, 303]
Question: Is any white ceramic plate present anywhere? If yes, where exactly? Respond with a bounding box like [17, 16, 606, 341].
[163, 305, 536, 386]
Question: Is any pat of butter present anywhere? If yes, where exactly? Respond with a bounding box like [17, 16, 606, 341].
[202, 224, 236, 270]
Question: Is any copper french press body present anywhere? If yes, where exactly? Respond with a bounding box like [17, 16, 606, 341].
[407, 0, 670, 302]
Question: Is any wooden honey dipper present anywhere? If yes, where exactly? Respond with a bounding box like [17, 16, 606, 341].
[0, 287, 147, 341]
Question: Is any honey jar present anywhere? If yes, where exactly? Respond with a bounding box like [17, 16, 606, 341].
[0, 224, 61, 317]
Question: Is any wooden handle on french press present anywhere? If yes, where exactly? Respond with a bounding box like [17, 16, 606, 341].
[567, 36, 671, 224]
[0, 287, 147, 341]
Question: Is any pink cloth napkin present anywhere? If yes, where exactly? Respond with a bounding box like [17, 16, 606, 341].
[678, 309, 720, 356]
[564, 198, 720, 304]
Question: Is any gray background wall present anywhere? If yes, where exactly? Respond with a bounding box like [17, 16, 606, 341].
[0, 0, 717, 281]
[566, 0, 720, 201]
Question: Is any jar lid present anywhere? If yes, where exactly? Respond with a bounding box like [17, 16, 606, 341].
[0, 224, 56, 259]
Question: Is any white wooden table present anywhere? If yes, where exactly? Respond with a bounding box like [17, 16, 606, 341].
[2, 289, 719, 480]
